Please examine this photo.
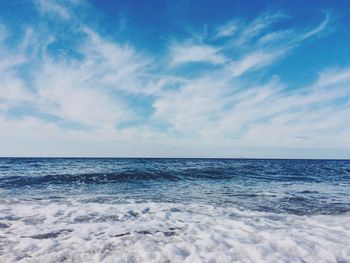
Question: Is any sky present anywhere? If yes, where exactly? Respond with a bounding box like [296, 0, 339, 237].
[0, 0, 350, 158]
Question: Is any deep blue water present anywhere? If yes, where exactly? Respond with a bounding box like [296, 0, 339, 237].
[1, 158, 350, 215]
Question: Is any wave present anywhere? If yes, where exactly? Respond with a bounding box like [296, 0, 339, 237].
[0, 200, 349, 263]
[2, 166, 348, 188]
[0, 171, 184, 188]
[1, 159, 350, 189]
[0, 169, 248, 188]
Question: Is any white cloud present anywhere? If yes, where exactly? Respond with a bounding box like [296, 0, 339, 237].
[299, 12, 332, 41]
[35, 59, 131, 127]
[215, 20, 240, 38]
[152, 65, 350, 152]
[151, 11, 347, 152]
[235, 12, 286, 46]
[0, 6, 349, 158]
[0, 30, 27, 71]
[35, 0, 71, 19]
[0, 23, 152, 128]
[313, 67, 350, 88]
[170, 43, 227, 65]
[227, 51, 279, 77]
[257, 12, 333, 50]
[0, 72, 33, 104]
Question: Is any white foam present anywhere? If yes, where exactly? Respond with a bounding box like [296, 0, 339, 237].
[0, 199, 349, 263]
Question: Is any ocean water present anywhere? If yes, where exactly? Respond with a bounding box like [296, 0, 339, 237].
[0, 158, 349, 263]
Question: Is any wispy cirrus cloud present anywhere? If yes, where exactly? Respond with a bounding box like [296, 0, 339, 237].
[0, 1, 349, 158]
[170, 42, 226, 65]
[152, 11, 349, 153]
[235, 12, 287, 46]
[215, 19, 240, 39]
[34, 0, 72, 19]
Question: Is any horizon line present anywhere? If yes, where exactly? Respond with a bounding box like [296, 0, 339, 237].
[0, 156, 349, 161]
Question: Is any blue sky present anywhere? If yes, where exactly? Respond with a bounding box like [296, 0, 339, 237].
[0, 0, 350, 158]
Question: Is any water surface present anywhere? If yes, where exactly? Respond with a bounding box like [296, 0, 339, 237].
[1, 158, 349, 262]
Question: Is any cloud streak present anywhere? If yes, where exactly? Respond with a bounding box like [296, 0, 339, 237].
[0, 2, 349, 158]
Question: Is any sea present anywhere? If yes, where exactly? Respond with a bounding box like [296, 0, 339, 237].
[0, 158, 349, 263]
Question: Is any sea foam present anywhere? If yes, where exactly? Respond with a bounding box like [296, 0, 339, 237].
[1, 199, 349, 263]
